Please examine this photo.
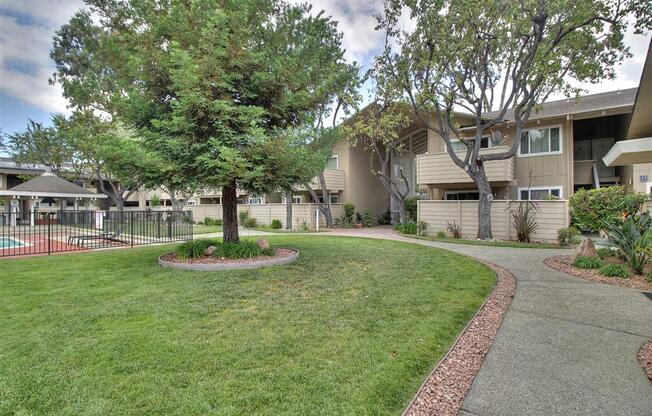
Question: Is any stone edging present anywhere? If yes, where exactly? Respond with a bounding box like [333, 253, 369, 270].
[639, 340, 652, 383]
[402, 261, 516, 416]
[158, 249, 299, 271]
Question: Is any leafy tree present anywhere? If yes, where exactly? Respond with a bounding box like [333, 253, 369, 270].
[375, 0, 651, 238]
[3, 115, 81, 174]
[51, 0, 358, 243]
[345, 102, 414, 223]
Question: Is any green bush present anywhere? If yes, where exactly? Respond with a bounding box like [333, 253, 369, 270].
[569, 187, 647, 232]
[176, 239, 220, 259]
[243, 217, 257, 228]
[597, 247, 618, 259]
[395, 222, 417, 234]
[404, 197, 419, 222]
[343, 203, 355, 224]
[436, 230, 446, 239]
[646, 270, 652, 282]
[605, 212, 652, 274]
[557, 226, 580, 246]
[599, 264, 630, 278]
[511, 201, 538, 242]
[362, 210, 375, 227]
[239, 210, 250, 224]
[417, 221, 428, 236]
[271, 219, 282, 229]
[378, 209, 392, 225]
[572, 255, 603, 269]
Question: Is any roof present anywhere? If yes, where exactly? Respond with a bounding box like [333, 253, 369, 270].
[0, 157, 47, 175]
[482, 88, 637, 123]
[626, 39, 652, 139]
[0, 172, 106, 199]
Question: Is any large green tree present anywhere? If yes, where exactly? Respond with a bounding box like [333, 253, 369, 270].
[51, 0, 359, 243]
[375, 0, 651, 239]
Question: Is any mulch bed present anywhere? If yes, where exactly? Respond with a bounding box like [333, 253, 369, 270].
[403, 262, 516, 416]
[544, 255, 652, 291]
[639, 340, 652, 382]
[161, 248, 295, 264]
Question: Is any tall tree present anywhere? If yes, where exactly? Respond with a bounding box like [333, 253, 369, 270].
[51, 0, 359, 243]
[375, 0, 651, 238]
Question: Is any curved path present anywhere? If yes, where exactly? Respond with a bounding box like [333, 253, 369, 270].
[320, 228, 652, 416]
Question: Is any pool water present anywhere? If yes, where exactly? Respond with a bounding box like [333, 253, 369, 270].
[0, 237, 25, 248]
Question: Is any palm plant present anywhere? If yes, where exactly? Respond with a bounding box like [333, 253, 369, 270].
[512, 201, 539, 243]
[605, 213, 652, 274]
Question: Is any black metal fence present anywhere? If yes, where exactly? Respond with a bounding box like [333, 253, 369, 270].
[0, 210, 193, 257]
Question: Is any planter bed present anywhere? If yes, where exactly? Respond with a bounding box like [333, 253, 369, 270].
[544, 255, 652, 291]
[638, 340, 652, 382]
[159, 248, 299, 271]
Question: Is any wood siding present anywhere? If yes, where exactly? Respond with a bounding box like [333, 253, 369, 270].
[416, 146, 515, 185]
[295, 168, 345, 191]
[418, 199, 569, 243]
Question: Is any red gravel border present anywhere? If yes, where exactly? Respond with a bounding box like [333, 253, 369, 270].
[544, 255, 652, 291]
[638, 340, 652, 383]
[402, 261, 516, 416]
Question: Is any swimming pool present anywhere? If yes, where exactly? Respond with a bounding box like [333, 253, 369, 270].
[0, 237, 26, 249]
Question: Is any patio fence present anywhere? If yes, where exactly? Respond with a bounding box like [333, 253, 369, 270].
[0, 210, 193, 258]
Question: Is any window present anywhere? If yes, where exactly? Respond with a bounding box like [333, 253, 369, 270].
[518, 187, 562, 200]
[519, 126, 562, 156]
[326, 155, 338, 169]
[283, 195, 302, 204]
[445, 191, 480, 200]
[248, 196, 263, 204]
[449, 136, 491, 152]
[330, 194, 340, 204]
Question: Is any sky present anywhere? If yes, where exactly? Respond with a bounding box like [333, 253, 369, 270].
[0, 0, 651, 137]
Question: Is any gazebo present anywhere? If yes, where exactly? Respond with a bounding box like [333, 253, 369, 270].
[0, 172, 107, 225]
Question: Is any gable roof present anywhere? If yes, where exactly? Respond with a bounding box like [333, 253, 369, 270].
[482, 88, 637, 123]
[2, 172, 106, 198]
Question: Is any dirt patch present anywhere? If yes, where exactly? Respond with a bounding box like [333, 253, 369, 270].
[161, 248, 295, 264]
[403, 262, 516, 416]
[638, 340, 652, 382]
[544, 255, 652, 291]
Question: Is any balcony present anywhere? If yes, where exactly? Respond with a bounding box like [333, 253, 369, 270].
[416, 146, 515, 185]
[297, 168, 345, 191]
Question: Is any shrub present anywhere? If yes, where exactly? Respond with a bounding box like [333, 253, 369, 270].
[298, 220, 310, 231]
[417, 221, 428, 236]
[597, 247, 618, 259]
[395, 222, 417, 234]
[557, 226, 580, 246]
[446, 221, 462, 239]
[569, 187, 646, 232]
[362, 210, 375, 227]
[511, 201, 538, 242]
[239, 210, 250, 224]
[176, 239, 220, 259]
[573, 255, 603, 269]
[605, 212, 652, 274]
[271, 219, 282, 229]
[243, 217, 257, 228]
[599, 264, 630, 278]
[378, 209, 392, 225]
[646, 270, 652, 283]
[343, 203, 356, 224]
[218, 240, 274, 258]
[404, 197, 419, 222]
[436, 230, 446, 239]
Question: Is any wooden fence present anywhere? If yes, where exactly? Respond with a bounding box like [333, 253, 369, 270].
[190, 203, 342, 230]
[418, 199, 569, 243]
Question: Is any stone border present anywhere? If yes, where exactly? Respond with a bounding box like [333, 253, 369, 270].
[544, 255, 652, 291]
[639, 340, 652, 382]
[402, 261, 516, 416]
[158, 249, 299, 271]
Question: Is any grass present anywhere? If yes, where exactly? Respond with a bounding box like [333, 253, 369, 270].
[0, 236, 496, 415]
[403, 233, 562, 249]
[192, 224, 223, 234]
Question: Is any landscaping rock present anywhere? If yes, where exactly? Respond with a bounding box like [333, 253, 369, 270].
[575, 238, 598, 260]
[204, 245, 217, 256]
[257, 238, 270, 249]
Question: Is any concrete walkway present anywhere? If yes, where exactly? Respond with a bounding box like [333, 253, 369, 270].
[319, 228, 652, 416]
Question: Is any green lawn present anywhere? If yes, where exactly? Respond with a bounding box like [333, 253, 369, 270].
[0, 236, 496, 415]
[403, 233, 562, 248]
[193, 224, 223, 234]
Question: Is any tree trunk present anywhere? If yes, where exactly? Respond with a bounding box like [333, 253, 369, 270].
[318, 173, 333, 227]
[474, 175, 493, 239]
[222, 182, 239, 243]
[285, 190, 293, 230]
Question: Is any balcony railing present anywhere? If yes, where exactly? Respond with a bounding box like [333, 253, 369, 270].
[296, 168, 345, 191]
[416, 146, 515, 185]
